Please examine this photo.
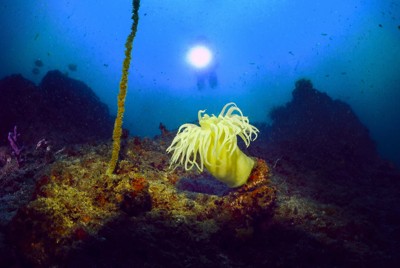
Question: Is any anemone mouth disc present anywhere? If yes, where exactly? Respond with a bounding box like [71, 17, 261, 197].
[186, 45, 213, 69]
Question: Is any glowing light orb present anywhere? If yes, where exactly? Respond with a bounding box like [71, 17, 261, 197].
[186, 45, 213, 69]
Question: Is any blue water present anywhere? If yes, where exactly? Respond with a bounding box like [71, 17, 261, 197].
[1, 0, 399, 166]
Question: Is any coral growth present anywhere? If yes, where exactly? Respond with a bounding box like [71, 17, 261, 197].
[7, 135, 275, 266]
[9, 143, 151, 265]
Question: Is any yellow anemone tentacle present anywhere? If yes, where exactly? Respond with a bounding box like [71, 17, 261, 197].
[166, 103, 259, 188]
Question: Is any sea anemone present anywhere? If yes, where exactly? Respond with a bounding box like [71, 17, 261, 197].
[166, 102, 259, 188]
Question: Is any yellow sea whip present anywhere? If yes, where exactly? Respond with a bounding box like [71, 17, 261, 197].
[108, 0, 140, 175]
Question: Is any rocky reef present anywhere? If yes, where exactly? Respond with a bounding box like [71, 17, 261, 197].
[265, 78, 382, 178]
[0, 70, 113, 149]
[1, 76, 399, 267]
[251, 79, 400, 266]
[5, 137, 276, 266]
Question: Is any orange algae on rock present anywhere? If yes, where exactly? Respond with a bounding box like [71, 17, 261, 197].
[210, 158, 276, 239]
[147, 157, 276, 242]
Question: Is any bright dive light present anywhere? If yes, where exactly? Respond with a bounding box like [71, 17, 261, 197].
[186, 45, 213, 69]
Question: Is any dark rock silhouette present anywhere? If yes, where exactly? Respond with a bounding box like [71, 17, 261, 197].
[0, 70, 113, 148]
[265, 79, 386, 178]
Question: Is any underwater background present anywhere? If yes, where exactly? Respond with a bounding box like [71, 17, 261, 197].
[0, 0, 399, 166]
[1, 1, 400, 267]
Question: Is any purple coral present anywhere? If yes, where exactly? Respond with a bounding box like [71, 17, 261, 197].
[8, 125, 23, 166]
